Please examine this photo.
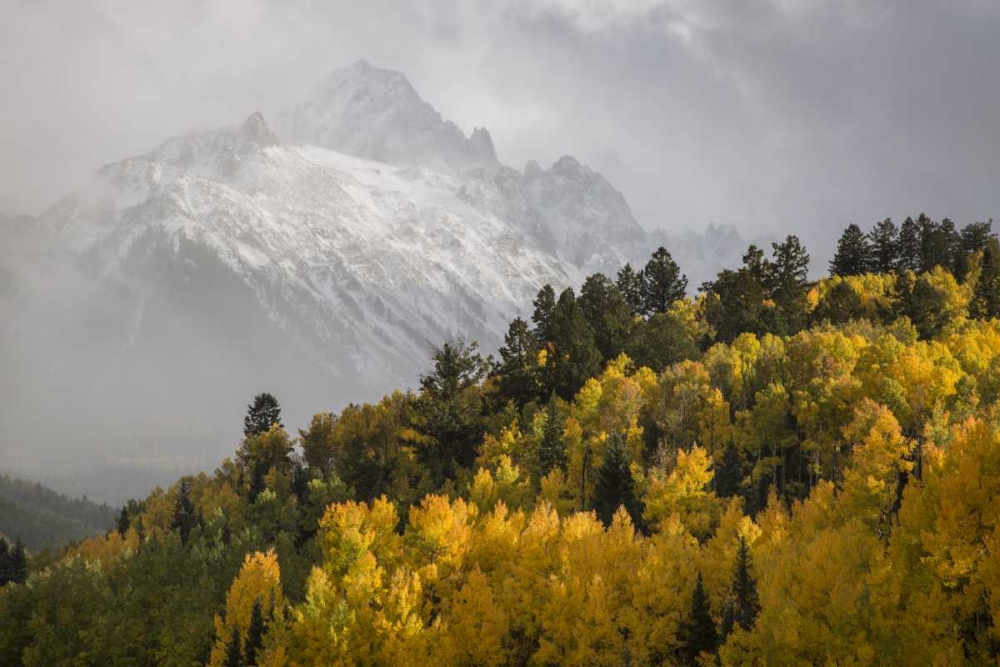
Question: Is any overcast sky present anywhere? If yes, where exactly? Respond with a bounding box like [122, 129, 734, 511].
[2, 0, 999, 250]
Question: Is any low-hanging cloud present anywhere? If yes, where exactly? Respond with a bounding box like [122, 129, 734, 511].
[2, 0, 999, 254]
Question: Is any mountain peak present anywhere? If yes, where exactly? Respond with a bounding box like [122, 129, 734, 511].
[281, 61, 497, 170]
[239, 111, 279, 150]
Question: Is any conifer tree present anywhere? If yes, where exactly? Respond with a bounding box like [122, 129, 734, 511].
[224, 627, 243, 667]
[532, 284, 557, 343]
[680, 573, 717, 662]
[896, 216, 922, 271]
[245, 597, 266, 666]
[715, 443, 743, 498]
[171, 479, 198, 544]
[971, 237, 1000, 319]
[721, 537, 760, 637]
[244, 393, 282, 438]
[416, 338, 490, 483]
[248, 462, 266, 503]
[593, 434, 642, 527]
[496, 317, 541, 407]
[116, 504, 130, 537]
[579, 273, 632, 361]
[868, 217, 899, 273]
[769, 235, 811, 335]
[956, 220, 995, 282]
[538, 396, 566, 476]
[0, 538, 9, 586]
[640, 247, 688, 316]
[830, 224, 870, 276]
[545, 288, 602, 399]
[616, 263, 645, 317]
[9, 538, 27, 585]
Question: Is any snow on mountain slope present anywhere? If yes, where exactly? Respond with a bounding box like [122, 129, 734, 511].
[281, 60, 497, 171]
[0, 61, 758, 501]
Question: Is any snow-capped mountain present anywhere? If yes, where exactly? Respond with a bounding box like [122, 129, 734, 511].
[0, 61, 756, 499]
[281, 60, 497, 171]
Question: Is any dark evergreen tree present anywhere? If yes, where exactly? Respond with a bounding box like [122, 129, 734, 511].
[116, 504, 130, 538]
[728, 537, 761, 632]
[624, 312, 698, 372]
[830, 224, 870, 276]
[244, 393, 282, 438]
[640, 247, 688, 316]
[898, 272, 950, 339]
[9, 538, 27, 585]
[593, 434, 643, 528]
[715, 443, 743, 498]
[531, 284, 557, 343]
[957, 220, 995, 282]
[896, 216, 922, 271]
[868, 218, 899, 274]
[496, 317, 541, 407]
[245, 597, 266, 666]
[538, 396, 566, 477]
[971, 237, 1000, 319]
[545, 288, 603, 400]
[416, 338, 490, 484]
[813, 280, 864, 325]
[702, 246, 773, 344]
[579, 273, 632, 361]
[769, 235, 811, 335]
[171, 479, 198, 545]
[224, 627, 243, 667]
[248, 462, 266, 503]
[679, 573, 717, 662]
[616, 263, 646, 318]
[0, 537, 9, 586]
[918, 214, 957, 272]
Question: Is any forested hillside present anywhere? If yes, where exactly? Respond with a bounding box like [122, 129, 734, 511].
[0, 475, 115, 551]
[2, 214, 1000, 665]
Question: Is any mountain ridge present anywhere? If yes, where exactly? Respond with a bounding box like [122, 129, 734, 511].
[0, 63, 760, 502]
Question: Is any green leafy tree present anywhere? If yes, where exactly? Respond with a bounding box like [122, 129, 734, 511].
[244, 393, 282, 438]
[593, 434, 643, 527]
[641, 247, 688, 316]
[299, 412, 336, 475]
[616, 262, 646, 317]
[830, 224, 870, 276]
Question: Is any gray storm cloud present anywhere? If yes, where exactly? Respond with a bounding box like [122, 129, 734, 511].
[1, 0, 999, 251]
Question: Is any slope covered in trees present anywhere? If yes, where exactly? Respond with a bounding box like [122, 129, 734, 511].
[3, 215, 1000, 665]
[0, 475, 115, 551]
